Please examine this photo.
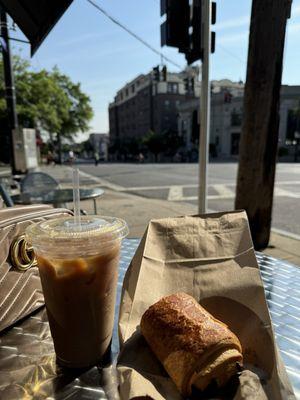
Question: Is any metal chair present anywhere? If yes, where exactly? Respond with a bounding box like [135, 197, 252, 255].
[20, 172, 88, 214]
[20, 172, 60, 196]
[0, 183, 14, 207]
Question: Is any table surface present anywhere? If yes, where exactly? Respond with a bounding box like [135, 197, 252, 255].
[0, 239, 299, 399]
[11, 187, 104, 205]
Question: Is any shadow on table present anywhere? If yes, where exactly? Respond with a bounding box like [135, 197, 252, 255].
[51, 346, 119, 400]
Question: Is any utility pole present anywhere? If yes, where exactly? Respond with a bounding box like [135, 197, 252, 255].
[160, 0, 215, 212]
[198, 0, 211, 214]
[235, 0, 292, 249]
[0, 7, 18, 174]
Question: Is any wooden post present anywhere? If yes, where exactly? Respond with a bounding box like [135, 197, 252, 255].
[235, 0, 292, 250]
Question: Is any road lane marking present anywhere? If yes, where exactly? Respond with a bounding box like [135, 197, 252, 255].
[172, 195, 235, 201]
[75, 168, 300, 200]
[213, 184, 235, 197]
[76, 169, 125, 191]
[275, 188, 300, 198]
[124, 184, 201, 191]
[168, 186, 183, 201]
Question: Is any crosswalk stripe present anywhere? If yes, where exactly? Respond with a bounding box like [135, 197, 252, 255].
[213, 184, 235, 197]
[275, 188, 300, 198]
[168, 186, 183, 201]
[74, 168, 300, 200]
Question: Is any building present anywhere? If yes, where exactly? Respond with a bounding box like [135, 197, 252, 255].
[178, 81, 300, 158]
[89, 133, 109, 161]
[279, 85, 300, 148]
[108, 66, 201, 148]
[177, 80, 244, 157]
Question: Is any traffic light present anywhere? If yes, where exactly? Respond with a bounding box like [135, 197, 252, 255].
[153, 65, 160, 81]
[160, 0, 190, 50]
[186, 1, 216, 64]
[211, 1, 216, 53]
[185, 0, 202, 65]
[160, 0, 217, 65]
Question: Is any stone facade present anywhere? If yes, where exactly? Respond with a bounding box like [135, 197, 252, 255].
[177, 81, 300, 158]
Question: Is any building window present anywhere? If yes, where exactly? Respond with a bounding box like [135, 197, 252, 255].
[167, 83, 178, 94]
[231, 133, 240, 155]
[231, 111, 242, 126]
[125, 88, 129, 96]
[120, 92, 123, 100]
[286, 109, 299, 140]
[131, 85, 135, 93]
[164, 100, 170, 108]
[176, 100, 181, 107]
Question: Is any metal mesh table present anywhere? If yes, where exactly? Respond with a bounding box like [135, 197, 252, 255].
[0, 239, 299, 399]
[12, 187, 104, 214]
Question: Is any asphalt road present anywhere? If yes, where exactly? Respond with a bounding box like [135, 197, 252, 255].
[77, 162, 300, 236]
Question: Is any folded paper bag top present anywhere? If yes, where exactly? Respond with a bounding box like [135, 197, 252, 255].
[117, 211, 296, 400]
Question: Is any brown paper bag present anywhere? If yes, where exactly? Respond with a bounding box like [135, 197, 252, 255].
[117, 211, 295, 400]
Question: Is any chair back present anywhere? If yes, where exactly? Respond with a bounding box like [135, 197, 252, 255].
[21, 172, 59, 196]
[0, 183, 14, 207]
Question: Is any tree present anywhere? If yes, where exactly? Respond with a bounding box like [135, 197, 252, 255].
[52, 67, 93, 135]
[0, 55, 93, 163]
[163, 129, 184, 159]
[235, 0, 291, 250]
[142, 131, 165, 162]
[51, 68, 93, 162]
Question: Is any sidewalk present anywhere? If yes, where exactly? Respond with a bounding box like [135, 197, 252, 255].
[61, 179, 300, 267]
[3, 164, 300, 266]
[0, 166, 11, 177]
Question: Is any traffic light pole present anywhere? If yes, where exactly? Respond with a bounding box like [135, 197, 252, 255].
[198, 0, 211, 214]
[0, 7, 18, 174]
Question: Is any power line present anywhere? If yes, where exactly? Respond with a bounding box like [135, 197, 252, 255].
[86, 0, 182, 69]
[218, 44, 245, 66]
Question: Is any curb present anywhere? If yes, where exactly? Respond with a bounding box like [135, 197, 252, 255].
[271, 228, 300, 241]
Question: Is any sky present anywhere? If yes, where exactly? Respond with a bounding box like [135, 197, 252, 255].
[11, 0, 300, 141]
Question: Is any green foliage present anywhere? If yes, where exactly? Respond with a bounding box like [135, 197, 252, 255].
[124, 137, 141, 156]
[142, 131, 165, 161]
[0, 55, 93, 140]
[83, 139, 93, 152]
[163, 129, 184, 157]
[109, 136, 142, 160]
[142, 130, 183, 161]
[51, 67, 93, 138]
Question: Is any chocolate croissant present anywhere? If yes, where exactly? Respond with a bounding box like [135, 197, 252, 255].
[140, 293, 243, 396]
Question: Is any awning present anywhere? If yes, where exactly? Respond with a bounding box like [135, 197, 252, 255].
[0, 0, 73, 55]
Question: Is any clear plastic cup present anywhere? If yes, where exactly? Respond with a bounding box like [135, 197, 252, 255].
[26, 216, 128, 368]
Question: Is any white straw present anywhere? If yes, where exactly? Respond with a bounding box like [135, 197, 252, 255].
[72, 168, 81, 229]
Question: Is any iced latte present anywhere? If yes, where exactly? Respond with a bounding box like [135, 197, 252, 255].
[26, 216, 128, 368]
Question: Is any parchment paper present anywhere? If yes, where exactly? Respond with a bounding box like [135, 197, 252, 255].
[117, 211, 295, 400]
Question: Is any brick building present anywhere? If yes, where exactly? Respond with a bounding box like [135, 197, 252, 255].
[108, 67, 200, 147]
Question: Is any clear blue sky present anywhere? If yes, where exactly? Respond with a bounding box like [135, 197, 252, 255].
[12, 0, 300, 140]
